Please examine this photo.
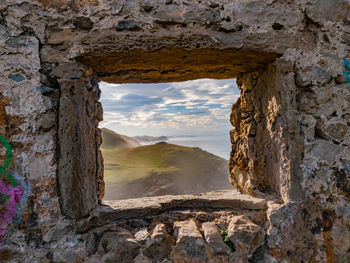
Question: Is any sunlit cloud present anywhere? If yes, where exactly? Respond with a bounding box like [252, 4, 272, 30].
[99, 79, 239, 136]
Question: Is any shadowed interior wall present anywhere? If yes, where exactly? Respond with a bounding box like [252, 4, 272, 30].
[51, 64, 103, 218]
[230, 61, 303, 202]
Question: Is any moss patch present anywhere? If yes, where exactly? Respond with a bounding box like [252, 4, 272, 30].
[220, 230, 235, 252]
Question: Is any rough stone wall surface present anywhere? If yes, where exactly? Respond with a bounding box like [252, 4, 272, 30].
[52, 63, 103, 218]
[230, 58, 305, 202]
[0, 22, 62, 253]
[0, 0, 349, 262]
[229, 3, 350, 261]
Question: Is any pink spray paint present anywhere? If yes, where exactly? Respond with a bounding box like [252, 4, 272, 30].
[0, 136, 23, 246]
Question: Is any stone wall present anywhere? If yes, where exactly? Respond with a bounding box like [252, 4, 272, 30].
[0, 30, 62, 248]
[229, 60, 303, 202]
[0, 0, 349, 262]
[229, 5, 350, 261]
[52, 63, 104, 218]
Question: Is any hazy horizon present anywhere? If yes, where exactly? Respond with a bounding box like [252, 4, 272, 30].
[99, 78, 239, 158]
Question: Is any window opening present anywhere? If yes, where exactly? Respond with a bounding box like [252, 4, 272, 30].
[99, 78, 240, 200]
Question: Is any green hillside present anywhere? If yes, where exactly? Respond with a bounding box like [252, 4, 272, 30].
[102, 142, 232, 200]
[100, 127, 140, 149]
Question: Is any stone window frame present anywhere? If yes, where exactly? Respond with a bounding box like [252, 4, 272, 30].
[52, 47, 302, 220]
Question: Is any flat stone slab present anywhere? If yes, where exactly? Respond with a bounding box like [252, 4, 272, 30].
[77, 190, 267, 232]
[102, 190, 267, 213]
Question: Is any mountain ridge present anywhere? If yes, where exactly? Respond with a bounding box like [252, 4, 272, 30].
[102, 140, 232, 200]
[132, 135, 168, 142]
[100, 127, 140, 149]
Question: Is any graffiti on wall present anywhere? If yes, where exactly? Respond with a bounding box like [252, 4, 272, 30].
[0, 136, 23, 245]
[344, 59, 350, 83]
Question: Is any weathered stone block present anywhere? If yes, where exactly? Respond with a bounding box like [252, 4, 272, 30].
[228, 215, 265, 260]
[143, 223, 175, 261]
[97, 228, 140, 263]
[134, 228, 151, 244]
[202, 222, 231, 256]
[306, 0, 349, 23]
[73, 17, 94, 30]
[56, 68, 102, 218]
[173, 219, 207, 260]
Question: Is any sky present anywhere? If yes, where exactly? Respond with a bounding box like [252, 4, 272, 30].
[99, 78, 240, 137]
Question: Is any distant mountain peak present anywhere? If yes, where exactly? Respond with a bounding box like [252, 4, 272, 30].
[132, 135, 168, 142]
[100, 128, 140, 149]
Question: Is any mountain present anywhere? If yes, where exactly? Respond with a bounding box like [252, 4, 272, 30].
[132, 135, 168, 142]
[100, 128, 140, 149]
[102, 142, 232, 200]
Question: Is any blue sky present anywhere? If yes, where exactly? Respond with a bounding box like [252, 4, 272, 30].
[99, 79, 240, 137]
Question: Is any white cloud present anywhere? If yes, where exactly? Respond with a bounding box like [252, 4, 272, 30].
[99, 79, 239, 136]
